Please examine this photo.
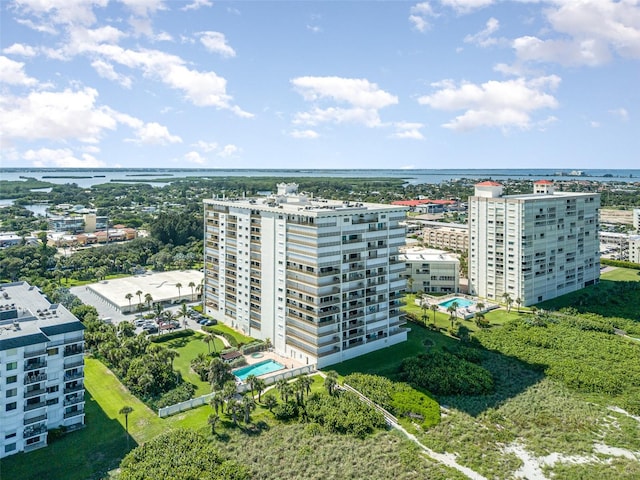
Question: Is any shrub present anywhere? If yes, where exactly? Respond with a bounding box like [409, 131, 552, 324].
[150, 329, 195, 343]
[153, 382, 196, 409]
[273, 400, 299, 420]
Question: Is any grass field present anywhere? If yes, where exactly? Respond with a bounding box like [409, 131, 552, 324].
[164, 333, 226, 396]
[601, 266, 640, 282]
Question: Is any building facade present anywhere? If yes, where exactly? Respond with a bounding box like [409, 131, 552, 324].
[0, 282, 85, 458]
[400, 247, 460, 294]
[468, 180, 600, 306]
[629, 235, 640, 264]
[419, 221, 469, 252]
[203, 184, 408, 368]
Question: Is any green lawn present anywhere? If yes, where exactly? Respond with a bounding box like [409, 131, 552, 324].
[164, 333, 226, 396]
[601, 266, 640, 282]
[205, 323, 255, 345]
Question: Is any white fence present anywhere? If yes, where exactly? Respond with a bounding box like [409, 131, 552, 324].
[158, 364, 316, 418]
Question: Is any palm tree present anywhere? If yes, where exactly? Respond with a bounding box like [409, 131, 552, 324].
[324, 370, 339, 396]
[276, 378, 290, 402]
[447, 303, 458, 328]
[228, 399, 242, 426]
[421, 298, 429, 326]
[180, 303, 189, 328]
[202, 333, 216, 354]
[175, 282, 182, 301]
[210, 392, 223, 415]
[515, 297, 522, 313]
[430, 303, 438, 325]
[144, 293, 153, 312]
[119, 405, 133, 449]
[125, 293, 133, 313]
[502, 292, 513, 313]
[166, 349, 179, 369]
[264, 337, 272, 351]
[476, 301, 485, 313]
[254, 377, 267, 402]
[407, 276, 414, 293]
[136, 290, 143, 307]
[246, 374, 257, 397]
[263, 393, 278, 412]
[188, 281, 196, 301]
[207, 413, 219, 435]
[241, 394, 256, 423]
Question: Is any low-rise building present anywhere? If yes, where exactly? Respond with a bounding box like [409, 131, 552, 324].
[0, 282, 85, 458]
[420, 221, 469, 253]
[629, 235, 640, 264]
[400, 247, 460, 294]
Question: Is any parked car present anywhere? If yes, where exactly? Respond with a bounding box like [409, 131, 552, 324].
[203, 319, 217, 327]
[143, 325, 158, 334]
[197, 318, 209, 325]
[134, 319, 146, 327]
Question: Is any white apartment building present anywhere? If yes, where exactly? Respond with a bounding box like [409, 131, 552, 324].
[400, 247, 460, 294]
[203, 183, 408, 368]
[629, 235, 640, 264]
[0, 282, 85, 458]
[468, 180, 600, 306]
[419, 221, 469, 253]
[633, 208, 640, 234]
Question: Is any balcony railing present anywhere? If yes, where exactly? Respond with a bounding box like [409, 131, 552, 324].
[64, 383, 85, 394]
[64, 409, 85, 419]
[24, 425, 47, 439]
[24, 360, 47, 372]
[24, 373, 47, 385]
[64, 359, 84, 370]
[64, 346, 84, 357]
[24, 388, 45, 399]
[64, 370, 83, 382]
[64, 394, 85, 406]
[24, 414, 47, 426]
[24, 349, 47, 359]
[24, 401, 46, 412]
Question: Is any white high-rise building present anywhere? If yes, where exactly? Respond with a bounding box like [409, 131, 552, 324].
[203, 183, 408, 367]
[0, 282, 85, 458]
[468, 180, 600, 306]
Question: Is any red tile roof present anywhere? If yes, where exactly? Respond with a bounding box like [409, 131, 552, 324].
[391, 199, 456, 207]
[475, 181, 502, 186]
[534, 180, 554, 184]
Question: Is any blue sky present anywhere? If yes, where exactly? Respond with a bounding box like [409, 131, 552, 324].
[1, 0, 638, 170]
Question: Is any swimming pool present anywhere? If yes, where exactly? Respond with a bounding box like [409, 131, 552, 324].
[438, 297, 475, 309]
[233, 359, 285, 381]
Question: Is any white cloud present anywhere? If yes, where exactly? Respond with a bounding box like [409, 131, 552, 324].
[513, 0, 640, 67]
[391, 122, 425, 140]
[418, 75, 561, 131]
[218, 144, 240, 157]
[23, 148, 106, 168]
[192, 140, 219, 152]
[2, 43, 37, 57]
[184, 151, 206, 164]
[609, 108, 629, 121]
[91, 59, 133, 88]
[440, 0, 494, 14]
[0, 56, 38, 86]
[307, 25, 322, 34]
[291, 76, 398, 128]
[464, 17, 500, 47]
[15, 0, 108, 26]
[127, 122, 182, 145]
[198, 32, 236, 58]
[182, 0, 212, 11]
[409, 2, 436, 32]
[590, 121, 601, 128]
[0, 88, 117, 143]
[290, 129, 319, 139]
[119, 0, 167, 17]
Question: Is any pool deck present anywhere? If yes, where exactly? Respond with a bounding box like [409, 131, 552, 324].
[237, 349, 305, 382]
[418, 294, 499, 320]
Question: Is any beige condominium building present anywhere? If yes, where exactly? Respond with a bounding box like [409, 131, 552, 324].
[203, 183, 408, 368]
[0, 282, 85, 458]
[468, 180, 600, 306]
[400, 247, 460, 294]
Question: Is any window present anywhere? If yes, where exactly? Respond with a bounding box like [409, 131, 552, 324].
[48, 347, 59, 356]
[4, 443, 16, 453]
[6, 402, 17, 411]
[6, 388, 17, 398]
[5, 432, 16, 439]
[6, 361, 17, 371]
[6, 375, 17, 385]
[46, 385, 59, 394]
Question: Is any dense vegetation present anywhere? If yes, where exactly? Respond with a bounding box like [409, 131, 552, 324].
[475, 311, 640, 414]
[344, 373, 440, 429]
[119, 429, 249, 480]
[305, 391, 387, 437]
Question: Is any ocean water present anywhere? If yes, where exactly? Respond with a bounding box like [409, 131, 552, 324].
[1, 168, 639, 189]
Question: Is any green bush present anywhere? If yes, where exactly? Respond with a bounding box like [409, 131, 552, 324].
[399, 351, 495, 396]
[153, 382, 196, 409]
[273, 400, 299, 420]
[150, 329, 195, 343]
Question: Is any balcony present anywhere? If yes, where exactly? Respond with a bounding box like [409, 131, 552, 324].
[64, 346, 84, 357]
[24, 440, 47, 452]
[64, 383, 85, 394]
[24, 414, 47, 426]
[64, 408, 85, 419]
[24, 424, 48, 439]
[24, 388, 45, 399]
[24, 349, 47, 359]
[24, 401, 46, 412]
[24, 373, 47, 385]
[64, 359, 84, 370]
[24, 360, 47, 372]
[64, 370, 83, 382]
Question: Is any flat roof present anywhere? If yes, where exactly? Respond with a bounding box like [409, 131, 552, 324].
[86, 270, 203, 309]
[0, 282, 83, 350]
[400, 247, 459, 263]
